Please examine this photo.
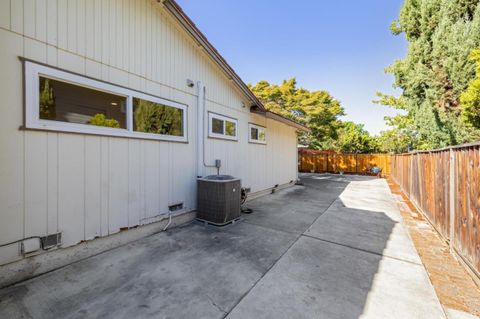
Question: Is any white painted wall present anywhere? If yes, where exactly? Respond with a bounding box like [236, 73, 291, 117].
[0, 0, 298, 266]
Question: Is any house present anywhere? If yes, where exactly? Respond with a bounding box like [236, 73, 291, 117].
[0, 0, 308, 285]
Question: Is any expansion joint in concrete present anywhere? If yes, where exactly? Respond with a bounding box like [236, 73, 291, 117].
[301, 233, 423, 266]
[224, 196, 340, 317]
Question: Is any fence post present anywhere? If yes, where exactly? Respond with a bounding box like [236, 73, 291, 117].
[392, 155, 395, 180]
[326, 154, 329, 173]
[449, 148, 455, 253]
[409, 154, 414, 197]
[417, 153, 423, 208]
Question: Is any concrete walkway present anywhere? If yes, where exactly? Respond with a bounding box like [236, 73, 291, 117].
[0, 174, 445, 319]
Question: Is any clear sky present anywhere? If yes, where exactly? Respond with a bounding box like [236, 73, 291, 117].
[176, 0, 408, 135]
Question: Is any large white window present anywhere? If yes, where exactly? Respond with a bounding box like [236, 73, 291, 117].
[208, 112, 238, 140]
[25, 61, 188, 142]
[249, 123, 266, 144]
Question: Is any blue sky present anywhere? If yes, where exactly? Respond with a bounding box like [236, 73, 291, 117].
[176, 0, 407, 135]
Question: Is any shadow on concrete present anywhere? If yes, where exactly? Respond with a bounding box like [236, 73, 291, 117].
[227, 175, 443, 319]
[227, 189, 398, 318]
[241, 173, 357, 235]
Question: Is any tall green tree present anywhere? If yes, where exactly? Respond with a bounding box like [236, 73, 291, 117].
[39, 78, 56, 120]
[249, 78, 345, 149]
[133, 99, 183, 136]
[376, 128, 415, 153]
[332, 121, 379, 154]
[379, 0, 480, 150]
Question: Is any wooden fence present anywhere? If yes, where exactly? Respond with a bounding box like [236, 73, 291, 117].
[298, 153, 392, 176]
[391, 143, 480, 281]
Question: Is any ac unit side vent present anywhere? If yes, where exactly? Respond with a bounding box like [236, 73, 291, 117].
[169, 202, 184, 212]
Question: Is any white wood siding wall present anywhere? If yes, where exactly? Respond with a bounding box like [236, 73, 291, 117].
[0, 0, 298, 266]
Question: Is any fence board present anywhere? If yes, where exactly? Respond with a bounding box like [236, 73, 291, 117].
[391, 144, 480, 280]
[299, 152, 391, 176]
[302, 146, 480, 279]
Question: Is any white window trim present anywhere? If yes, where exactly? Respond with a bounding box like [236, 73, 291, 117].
[248, 123, 267, 144]
[208, 112, 238, 141]
[25, 61, 188, 142]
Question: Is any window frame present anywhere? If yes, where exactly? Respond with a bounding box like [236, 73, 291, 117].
[207, 112, 238, 141]
[25, 61, 188, 142]
[248, 123, 267, 144]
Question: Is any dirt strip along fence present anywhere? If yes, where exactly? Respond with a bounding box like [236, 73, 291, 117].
[298, 152, 392, 176]
[391, 143, 480, 281]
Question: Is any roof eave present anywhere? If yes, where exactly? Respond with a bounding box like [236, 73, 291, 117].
[251, 107, 311, 133]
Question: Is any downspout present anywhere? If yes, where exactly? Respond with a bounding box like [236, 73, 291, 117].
[296, 132, 299, 181]
[197, 81, 205, 178]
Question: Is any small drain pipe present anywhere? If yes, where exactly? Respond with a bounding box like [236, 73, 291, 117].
[197, 81, 206, 178]
[197, 81, 219, 177]
[163, 211, 172, 231]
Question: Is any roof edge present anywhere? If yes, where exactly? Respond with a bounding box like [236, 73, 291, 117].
[160, 0, 266, 111]
[251, 107, 311, 133]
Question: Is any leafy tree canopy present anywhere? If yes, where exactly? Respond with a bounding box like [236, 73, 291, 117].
[376, 128, 415, 154]
[331, 121, 379, 154]
[249, 78, 345, 149]
[133, 99, 183, 136]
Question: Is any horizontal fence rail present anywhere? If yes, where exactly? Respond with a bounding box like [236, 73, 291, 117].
[298, 152, 391, 176]
[391, 143, 480, 281]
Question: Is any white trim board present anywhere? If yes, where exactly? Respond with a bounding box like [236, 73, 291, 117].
[207, 111, 238, 141]
[248, 123, 267, 144]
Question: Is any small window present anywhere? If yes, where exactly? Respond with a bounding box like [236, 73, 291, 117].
[208, 112, 238, 140]
[133, 97, 184, 136]
[249, 123, 266, 144]
[25, 61, 187, 142]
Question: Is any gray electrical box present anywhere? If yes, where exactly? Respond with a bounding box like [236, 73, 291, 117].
[197, 175, 241, 226]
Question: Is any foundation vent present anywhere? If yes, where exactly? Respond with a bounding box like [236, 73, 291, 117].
[169, 202, 184, 212]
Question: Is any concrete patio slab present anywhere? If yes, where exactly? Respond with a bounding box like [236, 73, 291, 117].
[0, 174, 446, 319]
[305, 180, 423, 264]
[446, 308, 480, 319]
[227, 236, 444, 319]
[0, 222, 297, 319]
[242, 176, 348, 234]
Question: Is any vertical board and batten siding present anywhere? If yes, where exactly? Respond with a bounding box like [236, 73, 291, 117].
[391, 145, 480, 279]
[202, 106, 297, 191]
[0, 0, 298, 266]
